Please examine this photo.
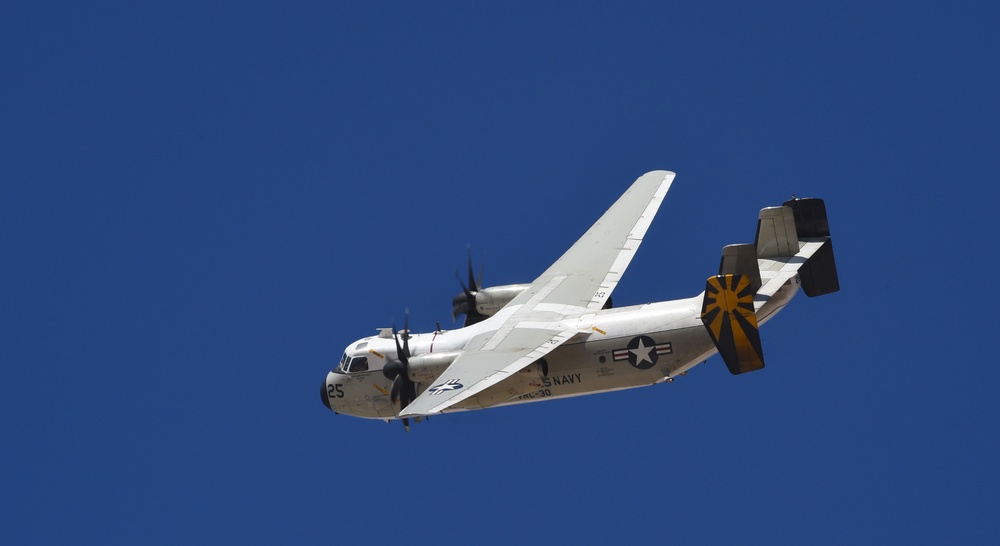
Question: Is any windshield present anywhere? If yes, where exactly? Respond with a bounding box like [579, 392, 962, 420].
[334, 353, 348, 373]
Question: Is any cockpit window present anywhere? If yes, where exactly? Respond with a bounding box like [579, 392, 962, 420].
[347, 356, 369, 373]
[334, 353, 349, 372]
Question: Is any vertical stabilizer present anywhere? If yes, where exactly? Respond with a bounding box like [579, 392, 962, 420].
[783, 198, 840, 297]
[755, 206, 798, 258]
[718, 243, 761, 294]
[700, 274, 765, 375]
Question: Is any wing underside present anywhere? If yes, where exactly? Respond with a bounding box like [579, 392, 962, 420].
[399, 171, 675, 418]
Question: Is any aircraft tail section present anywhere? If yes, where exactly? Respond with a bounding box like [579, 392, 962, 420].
[753, 198, 840, 300]
[700, 197, 839, 375]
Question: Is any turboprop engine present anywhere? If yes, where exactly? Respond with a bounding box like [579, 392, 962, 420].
[450, 253, 612, 325]
[450, 254, 530, 326]
[452, 283, 530, 325]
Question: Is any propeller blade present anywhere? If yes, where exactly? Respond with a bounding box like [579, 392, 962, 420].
[455, 272, 475, 301]
[467, 251, 478, 292]
[391, 323, 409, 365]
[452, 272, 476, 321]
[406, 381, 417, 407]
[390, 375, 403, 403]
[402, 310, 410, 359]
[452, 251, 489, 326]
[388, 312, 418, 430]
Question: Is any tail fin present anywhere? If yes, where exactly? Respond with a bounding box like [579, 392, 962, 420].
[719, 243, 761, 292]
[755, 206, 799, 258]
[700, 274, 765, 375]
[700, 197, 839, 375]
[783, 198, 840, 297]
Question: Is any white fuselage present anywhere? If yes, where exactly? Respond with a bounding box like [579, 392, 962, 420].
[324, 276, 800, 421]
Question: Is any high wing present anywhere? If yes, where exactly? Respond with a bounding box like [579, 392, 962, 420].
[399, 171, 675, 417]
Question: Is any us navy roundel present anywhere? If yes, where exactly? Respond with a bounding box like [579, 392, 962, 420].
[428, 378, 464, 395]
[613, 336, 673, 370]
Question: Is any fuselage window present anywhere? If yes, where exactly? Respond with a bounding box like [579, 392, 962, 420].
[348, 356, 369, 373]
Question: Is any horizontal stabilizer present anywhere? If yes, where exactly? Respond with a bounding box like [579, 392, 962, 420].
[700, 274, 765, 375]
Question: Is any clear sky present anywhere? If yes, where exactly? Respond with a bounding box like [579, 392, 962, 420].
[3, 2, 998, 544]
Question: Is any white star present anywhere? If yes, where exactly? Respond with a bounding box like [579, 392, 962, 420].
[630, 339, 654, 365]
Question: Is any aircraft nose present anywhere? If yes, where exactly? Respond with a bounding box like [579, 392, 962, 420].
[321, 379, 332, 411]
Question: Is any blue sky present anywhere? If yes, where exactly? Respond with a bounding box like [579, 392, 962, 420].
[3, 2, 998, 543]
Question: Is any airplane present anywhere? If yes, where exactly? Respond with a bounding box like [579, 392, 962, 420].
[320, 171, 839, 429]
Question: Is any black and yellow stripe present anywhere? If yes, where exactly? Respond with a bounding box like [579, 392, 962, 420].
[700, 274, 765, 375]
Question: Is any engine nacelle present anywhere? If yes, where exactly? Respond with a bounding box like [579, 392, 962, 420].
[407, 352, 462, 383]
[473, 284, 531, 316]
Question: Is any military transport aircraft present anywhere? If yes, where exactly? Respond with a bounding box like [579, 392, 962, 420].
[321, 171, 839, 429]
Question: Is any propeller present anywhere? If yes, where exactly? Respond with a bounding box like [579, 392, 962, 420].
[382, 312, 418, 430]
[451, 251, 487, 326]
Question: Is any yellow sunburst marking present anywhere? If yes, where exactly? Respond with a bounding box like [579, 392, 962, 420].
[703, 275, 754, 338]
[700, 274, 764, 374]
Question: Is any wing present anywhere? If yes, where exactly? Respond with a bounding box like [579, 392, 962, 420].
[399, 171, 675, 417]
[400, 324, 579, 416]
[513, 170, 675, 312]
